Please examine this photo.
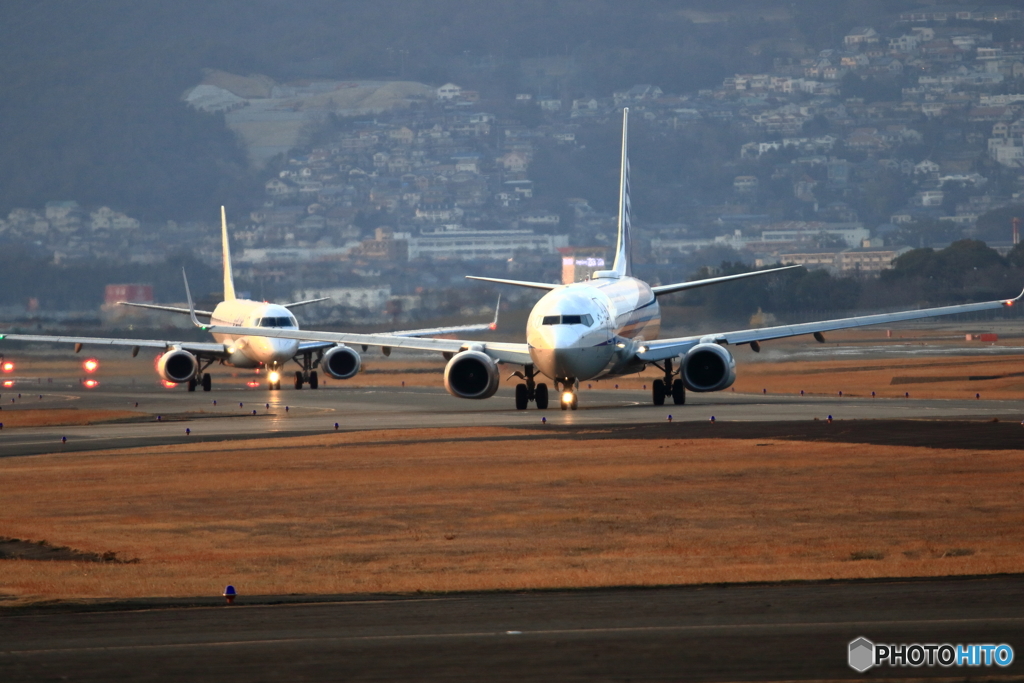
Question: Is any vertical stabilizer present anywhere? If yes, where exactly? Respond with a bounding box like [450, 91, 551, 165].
[221, 206, 237, 301]
[612, 108, 632, 277]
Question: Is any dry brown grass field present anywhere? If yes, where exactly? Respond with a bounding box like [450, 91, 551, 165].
[0, 409, 141, 428]
[1, 426, 1022, 604]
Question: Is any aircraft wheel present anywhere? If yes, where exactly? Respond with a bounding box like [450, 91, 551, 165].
[570, 392, 578, 411]
[201, 373, 212, 392]
[294, 371, 304, 390]
[187, 377, 197, 392]
[309, 371, 319, 389]
[515, 383, 528, 410]
[535, 383, 549, 409]
[672, 379, 685, 405]
[652, 379, 665, 406]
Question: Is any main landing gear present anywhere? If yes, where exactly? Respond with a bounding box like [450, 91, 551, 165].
[651, 358, 685, 406]
[512, 364, 550, 410]
[187, 360, 215, 392]
[293, 352, 319, 389]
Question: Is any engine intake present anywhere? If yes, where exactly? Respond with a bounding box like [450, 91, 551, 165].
[322, 345, 361, 380]
[443, 350, 500, 400]
[156, 349, 198, 384]
[682, 343, 735, 392]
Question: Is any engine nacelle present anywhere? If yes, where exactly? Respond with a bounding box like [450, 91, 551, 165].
[156, 349, 198, 384]
[682, 343, 736, 393]
[443, 350, 500, 400]
[322, 344, 361, 380]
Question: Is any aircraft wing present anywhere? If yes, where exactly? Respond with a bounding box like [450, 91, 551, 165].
[636, 288, 1024, 362]
[201, 323, 532, 365]
[0, 333, 229, 357]
[390, 296, 501, 337]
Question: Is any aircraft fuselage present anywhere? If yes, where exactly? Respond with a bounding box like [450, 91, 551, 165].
[209, 300, 300, 368]
[526, 274, 659, 383]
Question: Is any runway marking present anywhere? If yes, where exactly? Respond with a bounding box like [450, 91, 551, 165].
[4, 616, 1023, 655]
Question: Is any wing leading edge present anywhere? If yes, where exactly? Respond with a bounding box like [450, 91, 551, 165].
[637, 287, 1024, 362]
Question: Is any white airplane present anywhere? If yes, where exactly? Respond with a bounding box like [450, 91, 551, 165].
[196, 108, 1024, 411]
[0, 207, 499, 391]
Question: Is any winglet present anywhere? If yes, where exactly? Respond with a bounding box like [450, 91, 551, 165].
[1005, 286, 1024, 306]
[490, 294, 501, 331]
[182, 268, 207, 330]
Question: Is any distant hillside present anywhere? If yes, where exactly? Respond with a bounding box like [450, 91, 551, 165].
[0, 0, 887, 222]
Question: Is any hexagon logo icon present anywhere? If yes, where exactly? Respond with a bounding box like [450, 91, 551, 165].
[849, 637, 875, 672]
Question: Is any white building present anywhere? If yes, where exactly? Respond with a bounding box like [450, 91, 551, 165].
[408, 227, 568, 260]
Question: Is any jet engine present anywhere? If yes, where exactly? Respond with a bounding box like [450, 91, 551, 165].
[322, 344, 361, 380]
[156, 349, 198, 384]
[443, 350, 500, 399]
[681, 343, 736, 392]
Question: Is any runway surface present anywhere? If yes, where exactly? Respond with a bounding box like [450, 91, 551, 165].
[2, 380, 1023, 457]
[1, 576, 1021, 681]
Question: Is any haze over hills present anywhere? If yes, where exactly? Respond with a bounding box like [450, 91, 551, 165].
[0, 0, 1023, 324]
[0, 0, 868, 221]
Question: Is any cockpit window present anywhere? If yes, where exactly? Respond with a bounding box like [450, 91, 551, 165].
[541, 314, 594, 326]
[258, 316, 297, 328]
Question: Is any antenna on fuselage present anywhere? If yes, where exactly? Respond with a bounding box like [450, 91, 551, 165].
[613, 108, 632, 278]
[221, 205, 237, 302]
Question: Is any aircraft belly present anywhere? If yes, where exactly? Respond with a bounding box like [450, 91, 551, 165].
[226, 349, 258, 368]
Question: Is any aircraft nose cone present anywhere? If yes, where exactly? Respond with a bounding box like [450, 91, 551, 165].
[529, 326, 611, 381]
[271, 337, 299, 361]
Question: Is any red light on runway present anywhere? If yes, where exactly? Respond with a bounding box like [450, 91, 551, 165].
[2, 380, 13, 388]
[162, 380, 178, 389]
[246, 380, 261, 388]
[83, 379, 100, 389]
[1, 361, 14, 373]
[83, 359, 100, 373]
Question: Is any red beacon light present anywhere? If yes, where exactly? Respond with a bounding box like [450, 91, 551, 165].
[82, 379, 100, 389]
[83, 358, 100, 373]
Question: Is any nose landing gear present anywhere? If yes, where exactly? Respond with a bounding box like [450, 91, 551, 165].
[558, 378, 579, 411]
[267, 364, 282, 391]
[651, 358, 685, 406]
[512, 364, 550, 410]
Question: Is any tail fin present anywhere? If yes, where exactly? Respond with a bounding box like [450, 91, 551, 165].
[221, 206, 237, 301]
[613, 108, 632, 277]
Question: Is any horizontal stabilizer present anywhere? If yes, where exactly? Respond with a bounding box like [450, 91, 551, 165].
[465, 276, 558, 291]
[282, 297, 331, 309]
[651, 264, 802, 296]
[117, 302, 215, 317]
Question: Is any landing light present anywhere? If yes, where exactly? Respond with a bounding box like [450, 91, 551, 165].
[83, 379, 99, 389]
[1, 361, 13, 373]
[83, 359, 99, 373]
[268, 371, 280, 384]
[561, 391, 574, 404]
